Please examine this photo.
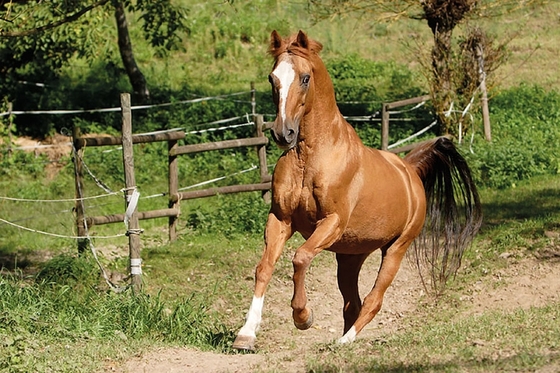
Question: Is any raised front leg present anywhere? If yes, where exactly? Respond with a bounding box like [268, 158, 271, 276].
[291, 214, 343, 329]
[232, 213, 293, 351]
[338, 237, 412, 344]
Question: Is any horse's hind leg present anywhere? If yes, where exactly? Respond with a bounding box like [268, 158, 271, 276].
[291, 214, 343, 330]
[232, 213, 292, 351]
[338, 238, 411, 344]
[336, 253, 369, 334]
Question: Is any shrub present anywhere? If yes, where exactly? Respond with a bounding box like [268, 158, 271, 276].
[186, 192, 268, 236]
[464, 85, 560, 189]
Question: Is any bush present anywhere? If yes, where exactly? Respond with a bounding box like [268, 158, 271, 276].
[0, 149, 47, 178]
[186, 192, 268, 236]
[465, 85, 560, 189]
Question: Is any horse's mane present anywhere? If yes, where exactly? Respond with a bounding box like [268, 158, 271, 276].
[268, 32, 323, 60]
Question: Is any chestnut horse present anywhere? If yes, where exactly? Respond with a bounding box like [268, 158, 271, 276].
[232, 30, 482, 351]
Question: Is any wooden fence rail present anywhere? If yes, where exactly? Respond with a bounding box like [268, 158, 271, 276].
[71, 91, 442, 290]
[72, 93, 272, 288]
[381, 94, 431, 152]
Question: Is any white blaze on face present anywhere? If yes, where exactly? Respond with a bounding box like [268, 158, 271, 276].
[272, 60, 295, 122]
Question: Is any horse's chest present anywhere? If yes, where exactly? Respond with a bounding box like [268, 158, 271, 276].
[297, 184, 317, 215]
[291, 180, 330, 234]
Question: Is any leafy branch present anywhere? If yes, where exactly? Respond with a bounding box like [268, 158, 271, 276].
[0, 0, 110, 37]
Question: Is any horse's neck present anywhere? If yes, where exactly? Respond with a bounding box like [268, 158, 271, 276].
[295, 59, 360, 157]
[300, 85, 353, 151]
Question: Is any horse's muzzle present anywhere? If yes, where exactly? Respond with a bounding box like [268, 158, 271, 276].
[271, 119, 299, 150]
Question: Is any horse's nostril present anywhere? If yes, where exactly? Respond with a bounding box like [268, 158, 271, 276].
[286, 128, 295, 141]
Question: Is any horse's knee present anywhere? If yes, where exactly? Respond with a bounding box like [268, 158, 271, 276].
[292, 250, 312, 271]
[255, 261, 273, 283]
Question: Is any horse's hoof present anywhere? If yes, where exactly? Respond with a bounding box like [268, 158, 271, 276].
[294, 309, 314, 330]
[232, 334, 256, 351]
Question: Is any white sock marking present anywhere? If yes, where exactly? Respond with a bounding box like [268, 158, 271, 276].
[337, 326, 357, 344]
[237, 296, 264, 338]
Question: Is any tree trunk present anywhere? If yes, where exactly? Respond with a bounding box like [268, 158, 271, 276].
[431, 27, 453, 135]
[114, 1, 150, 102]
[422, 0, 477, 136]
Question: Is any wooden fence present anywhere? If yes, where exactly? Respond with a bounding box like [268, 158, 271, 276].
[71, 92, 441, 291]
[381, 94, 431, 153]
[72, 93, 271, 291]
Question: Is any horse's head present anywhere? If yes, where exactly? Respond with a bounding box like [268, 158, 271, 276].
[268, 30, 323, 150]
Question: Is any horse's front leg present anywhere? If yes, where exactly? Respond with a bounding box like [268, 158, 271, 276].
[232, 213, 292, 351]
[291, 214, 343, 329]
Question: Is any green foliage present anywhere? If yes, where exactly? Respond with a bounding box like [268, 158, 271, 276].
[0, 1, 108, 72]
[130, 0, 189, 53]
[0, 149, 47, 178]
[465, 85, 560, 189]
[0, 253, 231, 372]
[327, 54, 424, 112]
[186, 192, 268, 236]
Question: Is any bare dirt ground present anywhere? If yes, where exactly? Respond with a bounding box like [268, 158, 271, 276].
[116, 250, 560, 373]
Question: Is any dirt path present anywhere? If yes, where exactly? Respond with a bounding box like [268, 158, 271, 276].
[116, 253, 560, 373]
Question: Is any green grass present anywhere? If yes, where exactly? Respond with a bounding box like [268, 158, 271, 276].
[0, 253, 235, 372]
[474, 174, 560, 259]
[306, 302, 560, 372]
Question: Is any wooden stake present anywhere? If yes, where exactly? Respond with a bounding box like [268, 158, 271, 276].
[476, 44, 492, 142]
[168, 137, 179, 242]
[72, 125, 88, 254]
[120, 93, 142, 293]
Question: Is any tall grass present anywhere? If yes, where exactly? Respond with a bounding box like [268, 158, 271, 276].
[0, 253, 233, 372]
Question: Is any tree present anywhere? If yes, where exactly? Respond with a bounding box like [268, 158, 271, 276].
[0, 0, 187, 103]
[421, 0, 476, 135]
[308, 0, 542, 137]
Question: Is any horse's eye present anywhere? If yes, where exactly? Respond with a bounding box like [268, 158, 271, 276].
[302, 74, 310, 85]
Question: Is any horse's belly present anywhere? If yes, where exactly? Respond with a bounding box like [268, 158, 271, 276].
[327, 227, 399, 254]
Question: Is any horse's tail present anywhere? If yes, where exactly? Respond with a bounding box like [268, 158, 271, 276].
[404, 136, 483, 294]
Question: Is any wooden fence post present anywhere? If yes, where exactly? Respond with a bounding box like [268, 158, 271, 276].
[120, 93, 142, 293]
[381, 103, 390, 151]
[72, 125, 88, 254]
[168, 137, 179, 242]
[476, 43, 492, 142]
[7, 102, 13, 157]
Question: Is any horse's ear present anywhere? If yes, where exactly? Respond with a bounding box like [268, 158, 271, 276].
[296, 30, 309, 50]
[270, 30, 283, 55]
[296, 30, 323, 54]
